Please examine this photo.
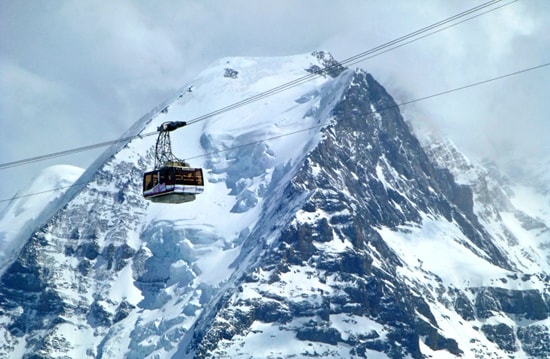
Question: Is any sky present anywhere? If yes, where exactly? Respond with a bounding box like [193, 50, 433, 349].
[1, 0, 549, 209]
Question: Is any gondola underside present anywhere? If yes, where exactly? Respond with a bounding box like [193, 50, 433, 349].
[143, 184, 203, 203]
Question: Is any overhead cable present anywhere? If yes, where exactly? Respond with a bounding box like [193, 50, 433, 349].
[2, 60, 548, 204]
[0, 0, 512, 171]
[185, 0, 509, 125]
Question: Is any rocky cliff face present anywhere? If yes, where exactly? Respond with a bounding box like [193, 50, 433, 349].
[0, 53, 548, 359]
[183, 67, 550, 359]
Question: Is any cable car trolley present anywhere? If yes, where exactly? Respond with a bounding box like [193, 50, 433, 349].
[143, 121, 204, 203]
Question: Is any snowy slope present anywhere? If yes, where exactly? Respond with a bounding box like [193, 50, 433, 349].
[424, 137, 550, 274]
[0, 52, 549, 359]
[0, 165, 84, 274]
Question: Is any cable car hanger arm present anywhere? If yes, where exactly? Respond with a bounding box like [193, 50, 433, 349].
[158, 121, 187, 133]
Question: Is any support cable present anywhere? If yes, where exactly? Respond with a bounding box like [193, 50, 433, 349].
[0, 0, 513, 171]
[1, 60, 548, 204]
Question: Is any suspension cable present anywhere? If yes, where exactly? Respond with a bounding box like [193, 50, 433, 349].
[1, 59, 548, 204]
[0, 0, 513, 171]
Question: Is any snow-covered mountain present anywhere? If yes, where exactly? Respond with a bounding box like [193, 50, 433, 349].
[0, 52, 549, 359]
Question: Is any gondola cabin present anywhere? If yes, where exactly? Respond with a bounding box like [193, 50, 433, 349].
[143, 165, 204, 203]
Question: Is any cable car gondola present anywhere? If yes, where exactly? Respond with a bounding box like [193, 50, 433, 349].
[142, 121, 204, 204]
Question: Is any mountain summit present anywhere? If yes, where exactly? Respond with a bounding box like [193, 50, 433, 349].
[0, 52, 549, 359]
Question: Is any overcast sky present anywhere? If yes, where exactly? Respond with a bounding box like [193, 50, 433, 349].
[1, 0, 549, 208]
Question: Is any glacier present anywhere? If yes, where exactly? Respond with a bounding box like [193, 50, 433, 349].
[0, 51, 549, 359]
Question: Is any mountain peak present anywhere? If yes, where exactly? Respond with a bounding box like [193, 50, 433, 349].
[1, 54, 549, 359]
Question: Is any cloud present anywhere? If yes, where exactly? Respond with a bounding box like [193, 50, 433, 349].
[324, 0, 550, 163]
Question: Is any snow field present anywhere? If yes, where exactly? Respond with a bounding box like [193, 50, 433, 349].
[378, 217, 511, 289]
